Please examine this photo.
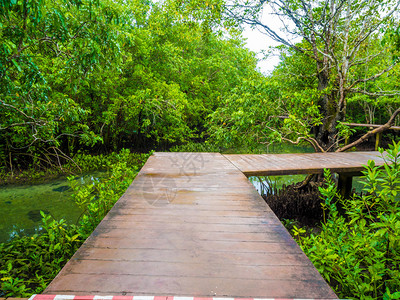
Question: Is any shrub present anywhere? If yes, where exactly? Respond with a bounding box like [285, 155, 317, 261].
[299, 142, 400, 299]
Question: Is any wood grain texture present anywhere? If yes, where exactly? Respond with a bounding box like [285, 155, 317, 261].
[45, 152, 337, 298]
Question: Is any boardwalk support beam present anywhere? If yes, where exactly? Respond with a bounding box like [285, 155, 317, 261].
[337, 172, 361, 199]
[375, 132, 381, 151]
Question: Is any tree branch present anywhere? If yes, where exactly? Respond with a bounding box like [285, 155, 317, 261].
[1, 99, 36, 121]
[282, 136, 326, 152]
[336, 108, 400, 152]
[347, 64, 396, 90]
[348, 89, 400, 97]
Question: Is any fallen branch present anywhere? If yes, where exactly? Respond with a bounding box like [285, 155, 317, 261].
[336, 108, 400, 152]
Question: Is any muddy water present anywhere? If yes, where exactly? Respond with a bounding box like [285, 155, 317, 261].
[0, 172, 104, 242]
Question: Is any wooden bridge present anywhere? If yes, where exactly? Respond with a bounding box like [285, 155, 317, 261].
[43, 151, 385, 299]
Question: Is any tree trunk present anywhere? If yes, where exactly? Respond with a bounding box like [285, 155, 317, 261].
[313, 71, 345, 152]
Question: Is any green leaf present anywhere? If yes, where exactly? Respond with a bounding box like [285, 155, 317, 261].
[11, 59, 22, 72]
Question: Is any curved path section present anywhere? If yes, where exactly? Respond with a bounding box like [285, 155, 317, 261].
[45, 152, 337, 299]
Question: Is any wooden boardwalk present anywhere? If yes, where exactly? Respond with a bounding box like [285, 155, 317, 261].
[224, 151, 385, 176]
[42, 151, 382, 299]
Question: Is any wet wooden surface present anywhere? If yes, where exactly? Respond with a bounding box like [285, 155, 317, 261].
[45, 152, 336, 298]
[224, 151, 385, 176]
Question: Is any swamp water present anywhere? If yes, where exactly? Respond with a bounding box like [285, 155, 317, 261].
[0, 172, 104, 242]
[250, 175, 365, 197]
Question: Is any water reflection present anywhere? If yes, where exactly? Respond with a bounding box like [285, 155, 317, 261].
[249, 174, 307, 196]
[250, 175, 366, 197]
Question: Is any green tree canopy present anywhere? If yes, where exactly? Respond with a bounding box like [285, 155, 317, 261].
[225, 0, 400, 151]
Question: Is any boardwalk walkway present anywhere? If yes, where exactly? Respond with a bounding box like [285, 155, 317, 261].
[224, 151, 385, 176]
[43, 152, 385, 299]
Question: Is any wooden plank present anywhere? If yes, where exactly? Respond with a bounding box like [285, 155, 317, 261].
[60, 260, 324, 281]
[224, 151, 386, 176]
[82, 237, 301, 253]
[44, 152, 337, 299]
[343, 122, 400, 130]
[45, 274, 335, 298]
[70, 248, 312, 266]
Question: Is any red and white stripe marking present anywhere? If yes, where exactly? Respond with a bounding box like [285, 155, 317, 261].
[29, 295, 340, 300]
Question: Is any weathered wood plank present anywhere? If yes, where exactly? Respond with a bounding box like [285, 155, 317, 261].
[82, 237, 301, 253]
[60, 260, 324, 281]
[45, 273, 336, 298]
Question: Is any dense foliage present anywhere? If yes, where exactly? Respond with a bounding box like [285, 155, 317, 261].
[297, 142, 400, 299]
[0, 147, 148, 184]
[0, 0, 262, 172]
[1, 0, 399, 169]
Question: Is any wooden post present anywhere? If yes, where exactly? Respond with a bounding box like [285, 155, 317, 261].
[375, 132, 381, 151]
[338, 173, 353, 199]
[337, 171, 363, 199]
